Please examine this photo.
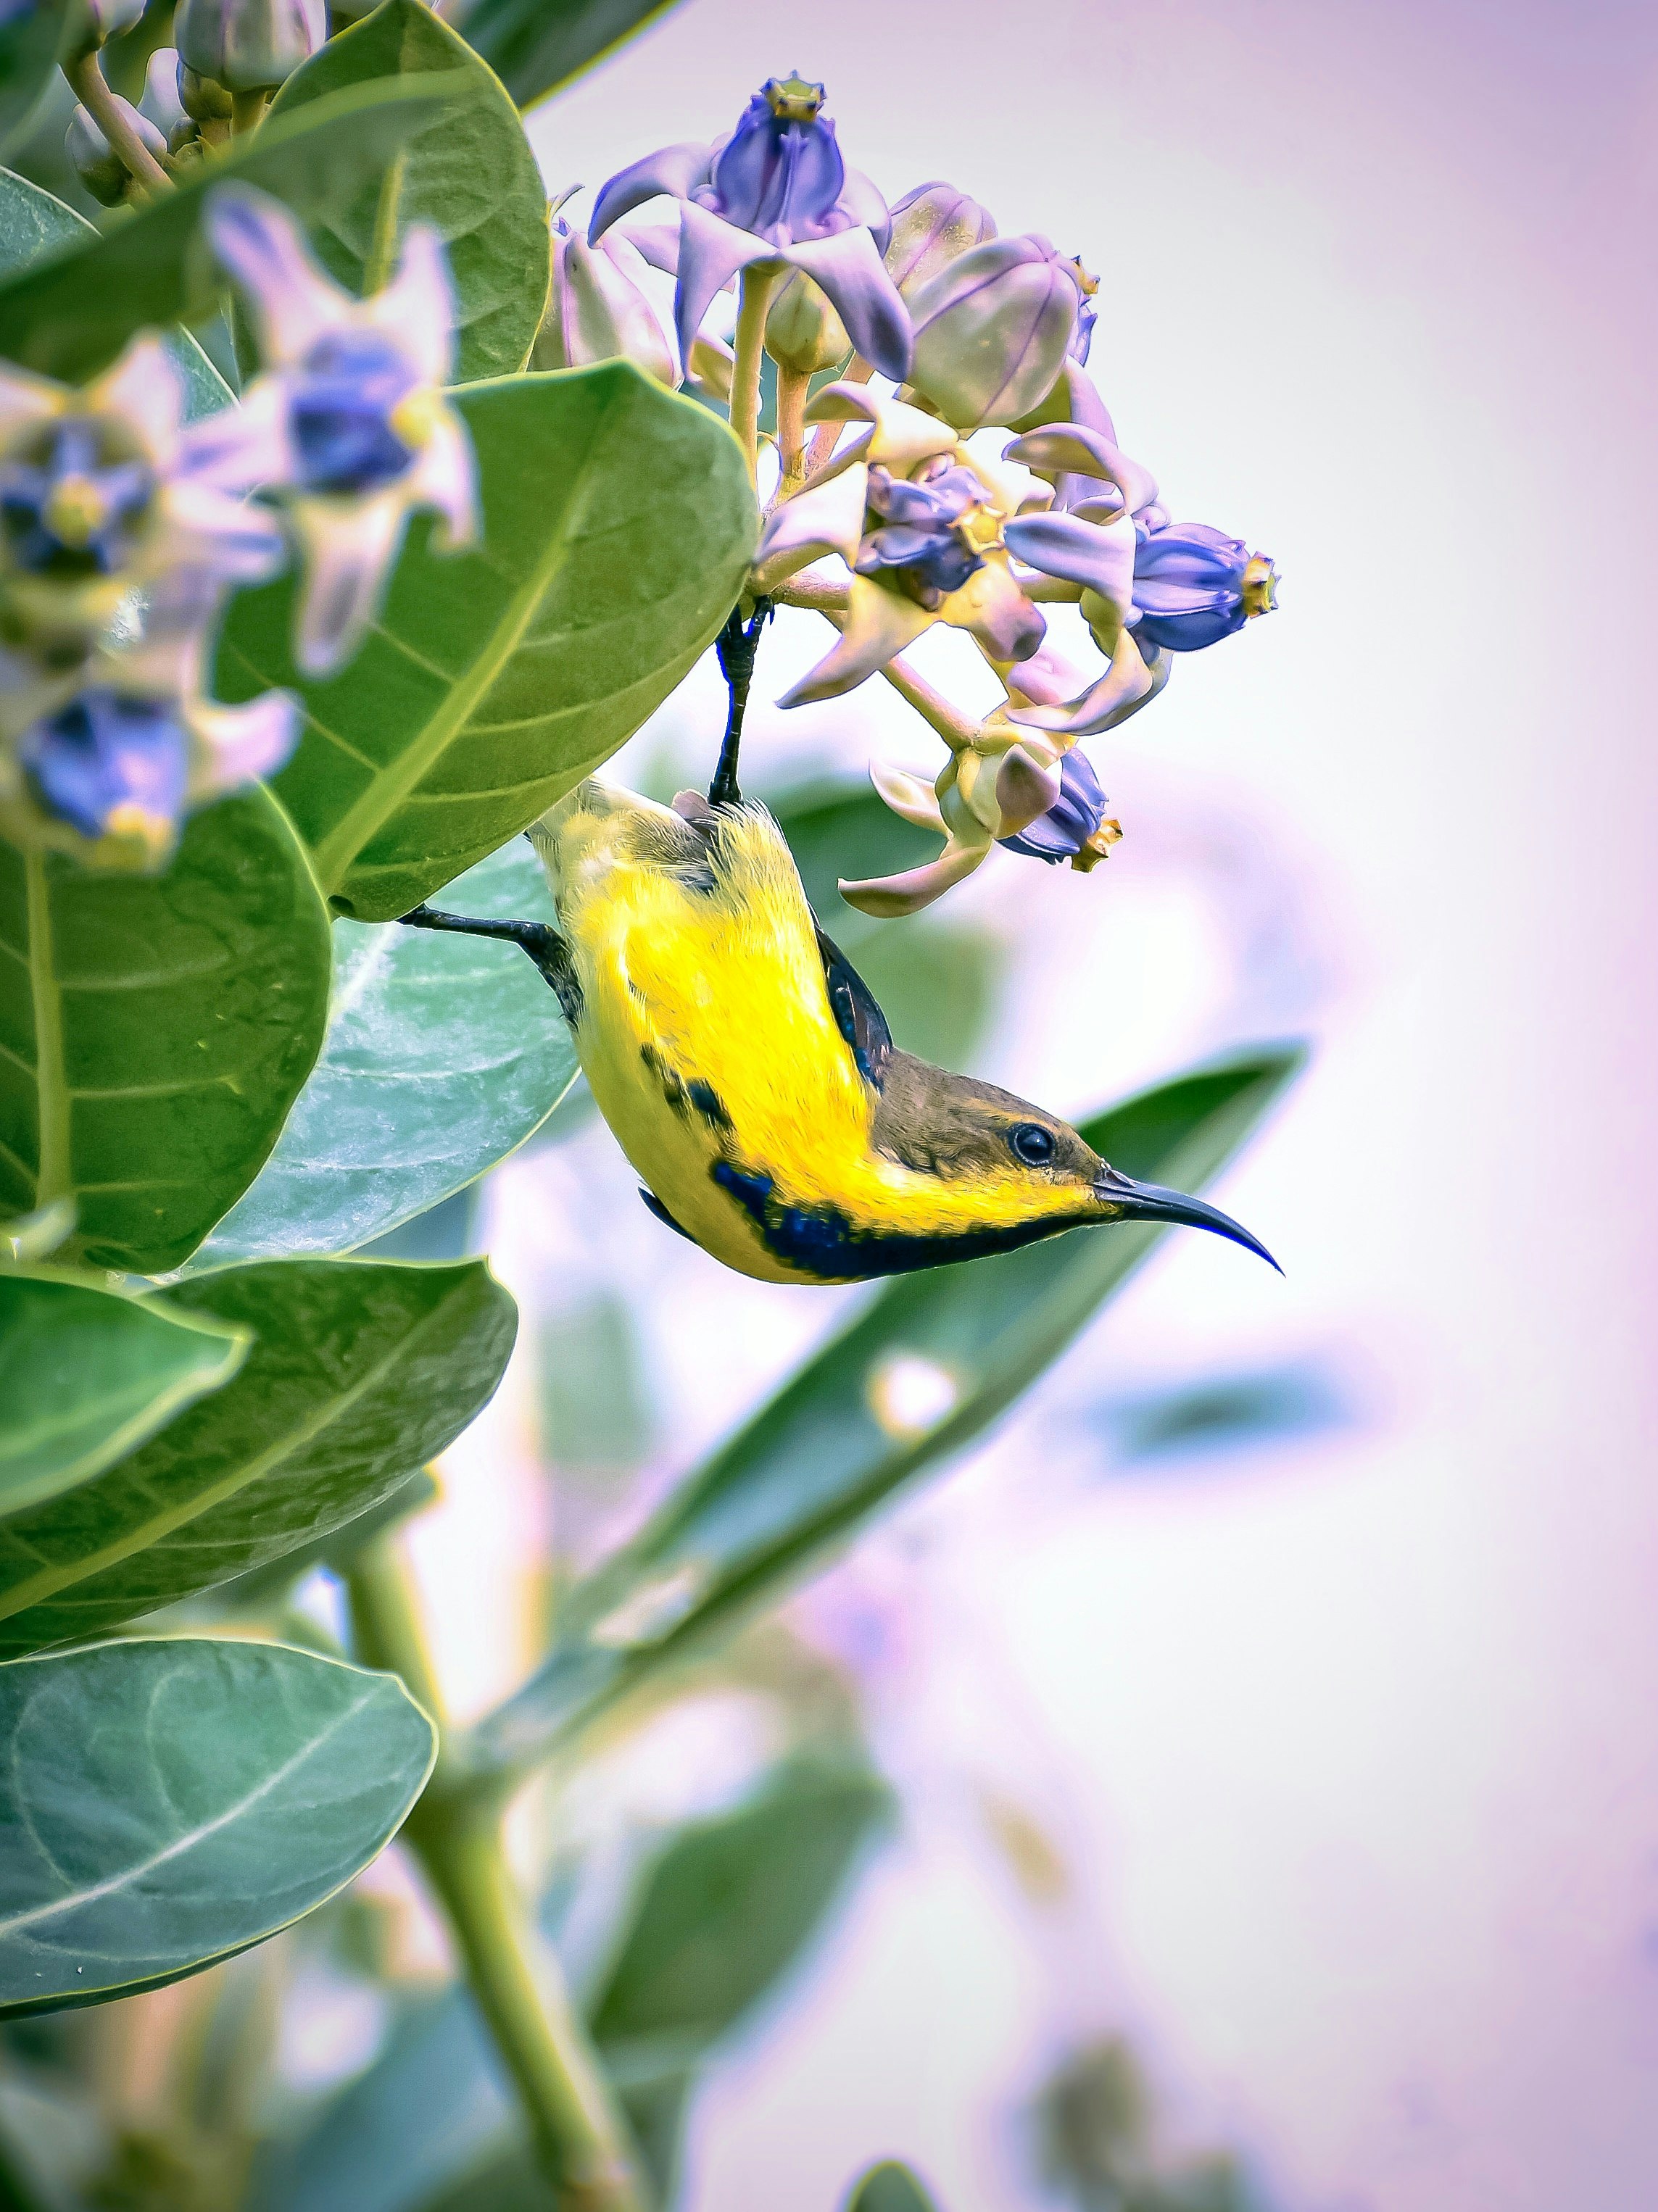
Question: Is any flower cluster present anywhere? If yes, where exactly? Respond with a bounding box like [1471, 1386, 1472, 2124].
[0, 188, 473, 868]
[581, 75, 1279, 915]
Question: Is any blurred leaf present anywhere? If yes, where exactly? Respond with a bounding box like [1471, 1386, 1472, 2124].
[0, 74, 461, 381]
[265, 0, 547, 383]
[1099, 1358, 1351, 1465]
[0, 1257, 515, 1655]
[453, 0, 681, 111]
[769, 777, 945, 950]
[193, 844, 575, 1267]
[0, 1272, 246, 1518]
[0, 1637, 434, 2016]
[846, 2163, 945, 2212]
[538, 1293, 654, 1480]
[221, 365, 755, 921]
[465, 1047, 1303, 1783]
[0, 790, 332, 1276]
[0, 6, 66, 160]
[0, 165, 231, 415]
[590, 1761, 890, 2061]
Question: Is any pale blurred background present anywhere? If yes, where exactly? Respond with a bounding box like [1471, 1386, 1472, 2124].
[392, 4, 1658, 2205]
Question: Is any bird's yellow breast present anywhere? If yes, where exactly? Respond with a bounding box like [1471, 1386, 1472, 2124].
[535, 786, 875, 1281]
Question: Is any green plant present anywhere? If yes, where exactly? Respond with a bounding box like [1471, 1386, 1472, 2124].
[0, 5, 1296, 2203]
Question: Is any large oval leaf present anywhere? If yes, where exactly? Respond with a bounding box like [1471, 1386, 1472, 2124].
[452, 0, 683, 111]
[0, 1256, 515, 1656]
[465, 1047, 1303, 1784]
[0, 789, 332, 1276]
[220, 365, 755, 920]
[0, 1273, 247, 1518]
[265, 0, 547, 383]
[194, 841, 575, 1267]
[0, 4, 66, 159]
[0, 73, 462, 382]
[0, 1638, 435, 2016]
[0, 165, 231, 417]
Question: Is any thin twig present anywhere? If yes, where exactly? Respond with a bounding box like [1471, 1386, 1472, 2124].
[729, 264, 779, 481]
[801, 355, 874, 478]
[771, 362, 810, 507]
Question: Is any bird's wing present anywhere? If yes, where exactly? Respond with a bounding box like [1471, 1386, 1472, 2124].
[813, 923, 892, 1089]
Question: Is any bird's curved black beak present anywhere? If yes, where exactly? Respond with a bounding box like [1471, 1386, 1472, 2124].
[1094, 1165, 1281, 1273]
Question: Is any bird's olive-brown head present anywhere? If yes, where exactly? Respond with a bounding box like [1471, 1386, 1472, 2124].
[869, 1049, 1279, 1268]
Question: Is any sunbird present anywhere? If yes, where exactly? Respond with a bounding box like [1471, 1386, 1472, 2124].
[401, 780, 1277, 1286]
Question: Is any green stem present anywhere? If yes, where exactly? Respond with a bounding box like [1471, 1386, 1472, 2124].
[729, 263, 779, 481]
[364, 149, 408, 295]
[65, 50, 173, 197]
[345, 1539, 645, 2212]
[771, 362, 810, 507]
[22, 849, 70, 1210]
[229, 87, 268, 136]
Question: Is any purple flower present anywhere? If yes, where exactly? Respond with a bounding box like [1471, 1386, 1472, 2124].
[1132, 523, 1278, 652]
[853, 460, 989, 607]
[905, 236, 1082, 431]
[0, 419, 153, 578]
[17, 691, 188, 844]
[589, 76, 911, 383]
[998, 745, 1119, 870]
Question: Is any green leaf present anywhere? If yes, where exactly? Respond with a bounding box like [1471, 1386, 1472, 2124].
[0, 789, 333, 1277]
[222, 365, 755, 920]
[0, 1256, 515, 1655]
[845, 2163, 944, 2212]
[591, 1761, 890, 2061]
[193, 841, 576, 1267]
[0, 1637, 435, 2016]
[464, 1047, 1303, 1783]
[0, 5, 67, 162]
[453, 0, 683, 111]
[265, 0, 547, 383]
[0, 164, 231, 416]
[0, 74, 463, 382]
[0, 1272, 247, 1518]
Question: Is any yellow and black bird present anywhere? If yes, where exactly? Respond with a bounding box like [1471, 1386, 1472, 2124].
[400, 779, 1276, 1286]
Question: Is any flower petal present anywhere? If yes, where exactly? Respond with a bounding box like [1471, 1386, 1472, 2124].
[839, 839, 988, 917]
[289, 486, 407, 677]
[1008, 630, 1166, 737]
[615, 218, 682, 275]
[752, 460, 868, 587]
[673, 201, 771, 371]
[178, 373, 292, 494]
[995, 744, 1063, 835]
[0, 365, 60, 444]
[590, 141, 713, 240]
[204, 183, 348, 366]
[870, 760, 946, 831]
[86, 335, 183, 462]
[1005, 509, 1137, 616]
[1003, 424, 1158, 517]
[183, 689, 298, 799]
[777, 573, 934, 706]
[372, 222, 457, 383]
[782, 228, 911, 381]
[942, 557, 1045, 661]
[803, 382, 957, 471]
[407, 410, 477, 549]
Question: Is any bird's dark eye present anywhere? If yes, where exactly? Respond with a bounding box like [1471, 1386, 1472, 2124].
[1009, 1121, 1057, 1166]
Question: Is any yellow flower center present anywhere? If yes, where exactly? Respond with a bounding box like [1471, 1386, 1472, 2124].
[389, 386, 441, 452]
[763, 74, 825, 122]
[43, 476, 108, 550]
[1243, 554, 1277, 618]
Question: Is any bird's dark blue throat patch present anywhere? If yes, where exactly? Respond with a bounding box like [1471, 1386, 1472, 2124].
[710, 1161, 1093, 1281]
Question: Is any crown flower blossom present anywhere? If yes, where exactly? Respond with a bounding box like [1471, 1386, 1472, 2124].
[883, 180, 997, 299]
[905, 234, 1083, 433]
[589, 74, 912, 383]
[197, 183, 477, 678]
[753, 383, 1046, 706]
[1132, 522, 1279, 652]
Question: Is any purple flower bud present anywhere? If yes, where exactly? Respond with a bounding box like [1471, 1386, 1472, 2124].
[693, 74, 848, 249]
[139, 49, 189, 142]
[0, 417, 154, 575]
[65, 98, 170, 207]
[884, 181, 997, 299]
[175, 0, 324, 93]
[998, 745, 1120, 870]
[18, 691, 187, 845]
[1132, 523, 1279, 652]
[63, 0, 147, 57]
[906, 236, 1081, 432]
[536, 223, 676, 385]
